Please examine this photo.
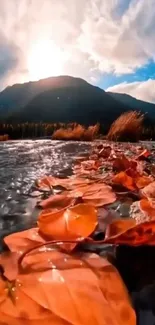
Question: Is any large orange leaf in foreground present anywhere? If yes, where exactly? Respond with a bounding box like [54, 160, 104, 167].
[38, 204, 97, 242]
[0, 246, 136, 325]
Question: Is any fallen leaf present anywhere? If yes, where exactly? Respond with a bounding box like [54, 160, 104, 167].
[69, 183, 116, 207]
[38, 193, 76, 210]
[38, 204, 97, 242]
[104, 217, 155, 246]
[37, 176, 91, 191]
[134, 176, 152, 189]
[0, 246, 136, 325]
[141, 181, 155, 199]
[113, 172, 136, 191]
[4, 228, 45, 254]
[113, 155, 131, 171]
[140, 199, 155, 219]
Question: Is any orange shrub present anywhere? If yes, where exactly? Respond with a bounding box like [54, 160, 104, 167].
[107, 111, 144, 142]
[52, 124, 99, 141]
[0, 134, 9, 141]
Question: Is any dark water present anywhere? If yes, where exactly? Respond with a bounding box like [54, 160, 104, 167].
[0, 139, 154, 325]
[0, 139, 90, 241]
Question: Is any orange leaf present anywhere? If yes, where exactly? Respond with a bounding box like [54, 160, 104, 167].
[4, 228, 45, 254]
[135, 176, 152, 189]
[38, 204, 97, 242]
[140, 199, 155, 219]
[69, 183, 116, 207]
[104, 217, 155, 246]
[113, 155, 131, 171]
[0, 247, 136, 325]
[141, 181, 155, 199]
[37, 176, 91, 191]
[38, 193, 75, 210]
[113, 172, 136, 191]
[0, 252, 19, 281]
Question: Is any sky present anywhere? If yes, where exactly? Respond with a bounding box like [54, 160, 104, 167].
[1, 0, 155, 103]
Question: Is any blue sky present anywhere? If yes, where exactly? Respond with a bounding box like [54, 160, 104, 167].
[1, 0, 155, 103]
[100, 60, 155, 89]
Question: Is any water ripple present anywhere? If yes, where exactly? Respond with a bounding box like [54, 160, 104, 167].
[0, 139, 90, 244]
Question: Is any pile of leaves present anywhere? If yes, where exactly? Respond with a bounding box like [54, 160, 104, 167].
[2, 141, 155, 324]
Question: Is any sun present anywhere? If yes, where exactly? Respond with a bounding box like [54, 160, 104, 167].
[28, 40, 66, 81]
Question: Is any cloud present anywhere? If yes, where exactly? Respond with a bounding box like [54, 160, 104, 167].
[0, 0, 155, 88]
[0, 33, 22, 88]
[107, 79, 155, 104]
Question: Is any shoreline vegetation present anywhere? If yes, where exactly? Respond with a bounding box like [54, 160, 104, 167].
[0, 110, 155, 142]
[1, 136, 155, 323]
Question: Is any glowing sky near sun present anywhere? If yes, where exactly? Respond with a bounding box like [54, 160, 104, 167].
[1, 0, 155, 103]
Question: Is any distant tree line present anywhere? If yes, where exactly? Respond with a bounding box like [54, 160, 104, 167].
[0, 122, 79, 139]
[0, 118, 155, 141]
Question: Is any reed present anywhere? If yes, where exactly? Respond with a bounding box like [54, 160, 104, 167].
[107, 111, 144, 142]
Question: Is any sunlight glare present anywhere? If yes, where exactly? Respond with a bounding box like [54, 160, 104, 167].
[28, 40, 66, 81]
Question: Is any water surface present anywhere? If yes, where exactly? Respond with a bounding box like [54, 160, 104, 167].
[0, 139, 90, 242]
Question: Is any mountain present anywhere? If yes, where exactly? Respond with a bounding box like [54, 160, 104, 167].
[0, 76, 130, 126]
[108, 92, 155, 120]
[0, 76, 89, 117]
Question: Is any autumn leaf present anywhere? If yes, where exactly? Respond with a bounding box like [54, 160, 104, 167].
[0, 246, 136, 325]
[141, 181, 155, 199]
[113, 155, 131, 171]
[113, 172, 136, 191]
[4, 228, 45, 254]
[37, 176, 91, 191]
[38, 204, 97, 243]
[134, 175, 152, 189]
[69, 183, 116, 207]
[38, 193, 76, 210]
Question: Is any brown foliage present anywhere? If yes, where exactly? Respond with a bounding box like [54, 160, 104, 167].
[107, 111, 144, 141]
[0, 134, 9, 141]
[52, 123, 99, 141]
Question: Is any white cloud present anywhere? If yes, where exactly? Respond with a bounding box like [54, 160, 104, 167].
[0, 0, 155, 88]
[107, 79, 155, 104]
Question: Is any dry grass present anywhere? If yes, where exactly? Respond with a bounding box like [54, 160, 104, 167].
[107, 111, 144, 142]
[0, 134, 9, 141]
[52, 123, 99, 141]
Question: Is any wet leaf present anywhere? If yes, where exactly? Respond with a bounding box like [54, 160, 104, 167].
[113, 172, 136, 191]
[4, 228, 45, 254]
[141, 181, 155, 199]
[38, 204, 97, 243]
[69, 183, 116, 207]
[0, 247, 136, 325]
[38, 193, 76, 210]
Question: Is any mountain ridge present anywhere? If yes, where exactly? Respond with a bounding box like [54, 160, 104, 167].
[0, 75, 154, 125]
